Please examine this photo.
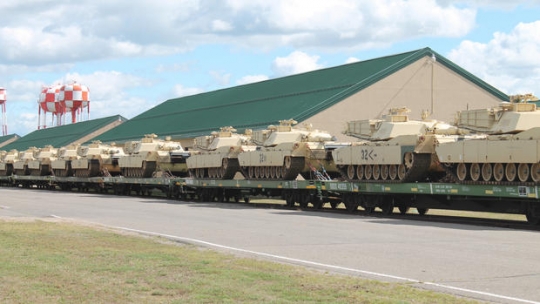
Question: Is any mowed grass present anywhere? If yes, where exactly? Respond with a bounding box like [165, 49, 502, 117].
[0, 219, 479, 304]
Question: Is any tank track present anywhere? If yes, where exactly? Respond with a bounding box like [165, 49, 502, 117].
[240, 157, 305, 181]
[337, 153, 432, 183]
[441, 164, 539, 187]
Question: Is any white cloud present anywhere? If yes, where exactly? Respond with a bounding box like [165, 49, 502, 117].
[236, 75, 269, 85]
[173, 84, 205, 97]
[448, 20, 540, 96]
[272, 51, 323, 77]
[212, 19, 233, 32]
[0, 0, 479, 66]
[345, 57, 360, 64]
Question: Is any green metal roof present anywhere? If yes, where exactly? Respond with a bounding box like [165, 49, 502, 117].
[0, 134, 20, 148]
[94, 47, 508, 143]
[2, 115, 126, 151]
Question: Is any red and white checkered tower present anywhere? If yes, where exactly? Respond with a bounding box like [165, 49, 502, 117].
[38, 85, 65, 129]
[58, 82, 90, 124]
[0, 87, 6, 136]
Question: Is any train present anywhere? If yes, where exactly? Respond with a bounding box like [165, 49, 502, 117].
[2, 103, 540, 225]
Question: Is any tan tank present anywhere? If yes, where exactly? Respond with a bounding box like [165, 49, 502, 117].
[436, 103, 540, 183]
[237, 119, 337, 180]
[71, 141, 125, 177]
[13, 147, 40, 176]
[187, 127, 255, 179]
[51, 144, 80, 177]
[0, 149, 18, 176]
[332, 107, 466, 182]
[26, 145, 58, 176]
[118, 134, 190, 178]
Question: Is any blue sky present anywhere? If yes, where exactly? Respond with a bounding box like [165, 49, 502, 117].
[1, 0, 540, 137]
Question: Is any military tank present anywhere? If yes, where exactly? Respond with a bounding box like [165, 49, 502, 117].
[332, 107, 466, 182]
[118, 134, 190, 178]
[71, 141, 125, 177]
[237, 119, 338, 180]
[27, 145, 58, 176]
[0, 149, 18, 176]
[51, 144, 80, 177]
[12, 147, 40, 176]
[436, 102, 540, 183]
[187, 127, 255, 179]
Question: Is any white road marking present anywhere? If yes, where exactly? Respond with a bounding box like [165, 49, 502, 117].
[115, 226, 540, 304]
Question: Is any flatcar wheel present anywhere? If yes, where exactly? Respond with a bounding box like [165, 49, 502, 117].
[531, 163, 540, 183]
[380, 165, 389, 180]
[469, 163, 481, 182]
[518, 163, 530, 182]
[346, 165, 356, 180]
[388, 165, 397, 180]
[397, 164, 407, 180]
[398, 206, 409, 214]
[481, 163, 493, 181]
[493, 163, 505, 182]
[356, 165, 364, 180]
[505, 163, 517, 182]
[364, 165, 373, 180]
[456, 163, 468, 181]
[417, 208, 429, 215]
[372, 165, 380, 180]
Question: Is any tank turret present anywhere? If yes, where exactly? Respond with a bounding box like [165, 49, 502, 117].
[71, 141, 125, 177]
[455, 102, 540, 134]
[118, 134, 190, 178]
[0, 149, 18, 176]
[333, 108, 466, 182]
[13, 147, 40, 176]
[187, 127, 255, 179]
[237, 120, 338, 180]
[51, 144, 80, 177]
[27, 145, 58, 176]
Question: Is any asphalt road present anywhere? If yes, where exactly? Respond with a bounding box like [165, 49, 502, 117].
[1, 187, 539, 304]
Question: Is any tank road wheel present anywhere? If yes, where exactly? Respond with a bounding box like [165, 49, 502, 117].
[404, 152, 414, 169]
[275, 166, 283, 179]
[470, 163, 481, 182]
[481, 163, 493, 181]
[493, 163, 505, 182]
[505, 163, 517, 182]
[456, 163, 468, 181]
[397, 164, 407, 180]
[518, 163, 530, 182]
[284, 156, 292, 170]
[346, 165, 356, 180]
[270, 166, 276, 179]
[248, 167, 254, 179]
[364, 165, 373, 180]
[531, 163, 540, 183]
[380, 165, 389, 180]
[254, 166, 260, 179]
[388, 165, 398, 180]
[372, 165, 381, 180]
[264, 166, 271, 179]
[356, 165, 364, 180]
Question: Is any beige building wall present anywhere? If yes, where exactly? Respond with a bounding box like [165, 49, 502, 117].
[303, 56, 504, 141]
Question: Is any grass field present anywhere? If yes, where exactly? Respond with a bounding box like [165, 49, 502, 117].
[0, 219, 480, 303]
